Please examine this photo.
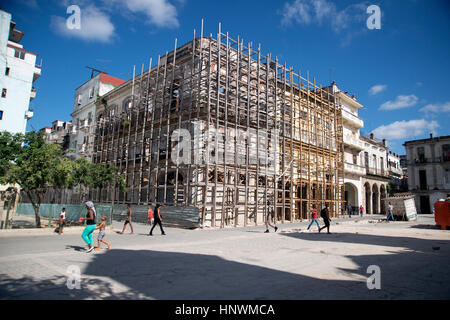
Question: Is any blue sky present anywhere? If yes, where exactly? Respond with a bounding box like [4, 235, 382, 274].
[2, 0, 449, 155]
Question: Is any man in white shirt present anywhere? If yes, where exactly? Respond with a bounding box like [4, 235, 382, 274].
[387, 202, 395, 221]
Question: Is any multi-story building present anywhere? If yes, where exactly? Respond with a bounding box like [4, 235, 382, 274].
[69, 72, 125, 160]
[387, 151, 403, 193]
[0, 10, 40, 134]
[90, 27, 346, 228]
[359, 134, 391, 214]
[403, 134, 450, 214]
[40, 120, 72, 153]
[325, 82, 365, 214]
[325, 83, 391, 215]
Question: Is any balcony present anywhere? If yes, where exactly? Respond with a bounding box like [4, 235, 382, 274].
[33, 64, 41, 82]
[388, 167, 403, 176]
[79, 119, 90, 132]
[30, 87, 36, 100]
[407, 157, 450, 165]
[25, 109, 33, 120]
[343, 134, 364, 150]
[344, 162, 366, 176]
[70, 125, 78, 135]
[366, 167, 389, 177]
[342, 109, 364, 129]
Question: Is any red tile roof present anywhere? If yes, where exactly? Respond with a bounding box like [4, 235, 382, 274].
[100, 73, 126, 87]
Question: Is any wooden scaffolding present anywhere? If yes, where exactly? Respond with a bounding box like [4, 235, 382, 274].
[91, 22, 345, 227]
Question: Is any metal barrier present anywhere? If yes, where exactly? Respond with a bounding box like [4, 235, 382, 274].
[15, 203, 113, 226]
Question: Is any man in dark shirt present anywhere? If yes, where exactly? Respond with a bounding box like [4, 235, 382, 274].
[319, 203, 332, 234]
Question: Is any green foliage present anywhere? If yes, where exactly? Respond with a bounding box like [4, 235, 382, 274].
[0, 131, 24, 181]
[0, 130, 126, 226]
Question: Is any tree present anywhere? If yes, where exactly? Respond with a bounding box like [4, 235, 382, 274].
[2, 131, 69, 227]
[0, 131, 24, 178]
[1, 130, 126, 228]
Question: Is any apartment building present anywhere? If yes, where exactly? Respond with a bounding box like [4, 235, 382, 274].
[0, 10, 40, 134]
[69, 72, 125, 160]
[404, 134, 450, 214]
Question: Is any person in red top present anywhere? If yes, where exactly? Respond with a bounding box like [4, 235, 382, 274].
[360, 205, 364, 217]
[147, 206, 154, 225]
[307, 204, 321, 232]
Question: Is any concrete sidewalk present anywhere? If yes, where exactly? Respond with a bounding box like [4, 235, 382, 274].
[0, 213, 390, 237]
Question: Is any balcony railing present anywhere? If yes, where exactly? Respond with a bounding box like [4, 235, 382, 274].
[344, 162, 366, 176]
[342, 109, 364, 128]
[407, 157, 450, 165]
[343, 134, 364, 150]
[366, 166, 389, 177]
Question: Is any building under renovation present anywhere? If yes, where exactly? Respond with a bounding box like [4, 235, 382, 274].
[91, 23, 345, 227]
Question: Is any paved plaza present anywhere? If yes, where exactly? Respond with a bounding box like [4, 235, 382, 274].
[0, 214, 449, 300]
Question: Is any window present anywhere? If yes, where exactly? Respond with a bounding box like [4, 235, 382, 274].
[1, 88, 6, 98]
[77, 95, 82, 105]
[14, 50, 25, 60]
[5, 67, 10, 76]
[0, 110, 3, 120]
[417, 147, 425, 162]
[89, 88, 94, 99]
[442, 144, 450, 162]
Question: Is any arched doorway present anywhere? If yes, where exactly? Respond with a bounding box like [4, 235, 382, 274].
[372, 184, 379, 214]
[345, 182, 358, 212]
[364, 182, 371, 215]
[380, 184, 387, 215]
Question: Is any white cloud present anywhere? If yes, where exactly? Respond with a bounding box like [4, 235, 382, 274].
[379, 95, 419, 111]
[372, 119, 439, 140]
[106, 0, 180, 28]
[369, 84, 387, 95]
[419, 102, 450, 114]
[280, 0, 367, 34]
[50, 5, 115, 43]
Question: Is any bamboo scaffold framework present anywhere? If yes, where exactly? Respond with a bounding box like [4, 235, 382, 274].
[90, 20, 345, 228]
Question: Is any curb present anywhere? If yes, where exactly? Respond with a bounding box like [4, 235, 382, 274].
[0, 225, 114, 237]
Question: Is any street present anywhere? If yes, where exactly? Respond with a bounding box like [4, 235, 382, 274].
[0, 214, 449, 300]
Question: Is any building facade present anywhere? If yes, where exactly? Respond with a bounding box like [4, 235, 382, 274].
[40, 120, 73, 153]
[326, 82, 392, 215]
[0, 10, 40, 134]
[404, 134, 450, 214]
[69, 72, 125, 160]
[90, 29, 346, 228]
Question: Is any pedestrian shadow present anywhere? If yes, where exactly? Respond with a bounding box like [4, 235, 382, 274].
[1, 241, 449, 300]
[409, 224, 442, 230]
[65, 245, 85, 252]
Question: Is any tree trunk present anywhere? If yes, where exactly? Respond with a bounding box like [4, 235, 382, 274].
[33, 204, 41, 228]
[27, 190, 41, 228]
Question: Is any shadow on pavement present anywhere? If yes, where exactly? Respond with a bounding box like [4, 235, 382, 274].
[1, 232, 450, 300]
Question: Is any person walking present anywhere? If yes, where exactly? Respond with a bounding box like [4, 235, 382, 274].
[80, 201, 97, 253]
[58, 207, 66, 235]
[120, 204, 134, 234]
[149, 204, 166, 236]
[319, 203, 332, 234]
[359, 204, 364, 217]
[147, 206, 154, 225]
[264, 200, 278, 233]
[387, 202, 395, 221]
[306, 204, 320, 232]
[95, 216, 111, 251]
[347, 203, 352, 218]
